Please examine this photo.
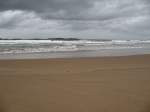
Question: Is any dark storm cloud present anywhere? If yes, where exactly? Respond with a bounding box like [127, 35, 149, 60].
[0, 0, 92, 11]
[0, 0, 95, 20]
[0, 0, 150, 39]
[0, 0, 147, 21]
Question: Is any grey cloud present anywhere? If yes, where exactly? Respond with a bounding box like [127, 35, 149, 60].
[0, 10, 22, 29]
[0, 0, 149, 21]
[0, 0, 95, 20]
[0, 0, 150, 39]
[0, 0, 148, 21]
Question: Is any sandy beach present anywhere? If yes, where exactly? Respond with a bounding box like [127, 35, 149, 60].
[0, 55, 150, 112]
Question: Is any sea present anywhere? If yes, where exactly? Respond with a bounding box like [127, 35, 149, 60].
[0, 38, 150, 59]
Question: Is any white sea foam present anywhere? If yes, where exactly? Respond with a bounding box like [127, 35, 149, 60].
[0, 39, 150, 54]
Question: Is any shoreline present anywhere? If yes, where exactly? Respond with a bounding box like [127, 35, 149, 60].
[0, 53, 150, 60]
[0, 52, 150, 60]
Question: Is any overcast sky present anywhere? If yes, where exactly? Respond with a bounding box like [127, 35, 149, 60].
[0, 0, 150, 39]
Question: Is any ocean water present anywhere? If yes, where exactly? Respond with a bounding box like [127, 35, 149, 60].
[0, 39, 150, 59]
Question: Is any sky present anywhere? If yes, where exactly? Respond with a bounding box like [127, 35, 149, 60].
[0, 0, 150, 39]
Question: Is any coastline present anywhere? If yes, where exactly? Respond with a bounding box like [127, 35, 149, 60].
[0, 48, 150, 59]
[0, 54, 150, 112]
[0, 53, 150, 60]
[0, 39, 150, 59]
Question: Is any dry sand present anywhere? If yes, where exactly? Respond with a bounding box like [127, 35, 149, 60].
[0, 55, 150, 112]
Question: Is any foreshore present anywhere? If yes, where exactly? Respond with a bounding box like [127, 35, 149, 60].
[0, 54, 150, 112]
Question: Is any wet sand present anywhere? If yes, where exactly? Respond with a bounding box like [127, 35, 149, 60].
[0, 55, 150, 112]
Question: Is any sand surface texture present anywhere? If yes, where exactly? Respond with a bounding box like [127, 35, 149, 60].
[0, 55, 150, 112]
